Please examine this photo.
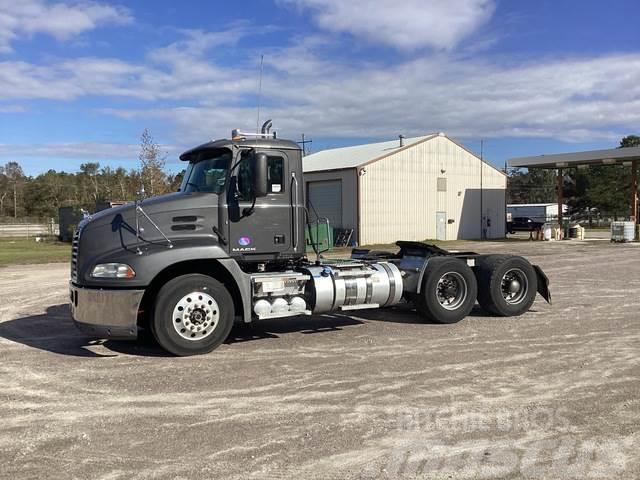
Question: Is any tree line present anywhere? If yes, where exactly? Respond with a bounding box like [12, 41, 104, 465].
[0, 130, 184, 221]
[507, 135, 640, 219]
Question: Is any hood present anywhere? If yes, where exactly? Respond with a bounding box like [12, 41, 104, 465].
[74, 191, 223, 285]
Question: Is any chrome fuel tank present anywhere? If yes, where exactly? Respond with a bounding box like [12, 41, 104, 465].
[302, 262, 403, 314]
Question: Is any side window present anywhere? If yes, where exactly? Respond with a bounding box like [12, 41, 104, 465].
[267, 156, 284, 194]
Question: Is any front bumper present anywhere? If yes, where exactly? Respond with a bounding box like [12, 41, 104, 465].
[70, 283, 145, 339]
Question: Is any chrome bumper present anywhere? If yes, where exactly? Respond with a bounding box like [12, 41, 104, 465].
[70, 283, 144, 339]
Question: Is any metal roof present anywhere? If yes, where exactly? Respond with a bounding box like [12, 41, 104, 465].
[507, 203, 563, 208]
[508, 146, 640, 169]
[302, 134, 438, 173]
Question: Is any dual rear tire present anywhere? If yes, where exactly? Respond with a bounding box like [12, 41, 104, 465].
[417, 257, 478, 324]
[475, 255, 538, 317]
[416, 255, 538, 323]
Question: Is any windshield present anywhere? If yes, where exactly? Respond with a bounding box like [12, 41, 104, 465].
[180, 149, 231, 194]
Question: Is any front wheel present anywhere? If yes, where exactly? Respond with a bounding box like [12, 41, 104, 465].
[152, 274, 234, 356]
[417, 257, 478, 324]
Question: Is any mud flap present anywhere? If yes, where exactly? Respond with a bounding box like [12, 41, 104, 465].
[533, 265, 552, 305]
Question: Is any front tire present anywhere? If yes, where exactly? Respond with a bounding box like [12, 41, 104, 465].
[417, 257, 478, 324]
[152, 274, 234, 356]
[475, 255, 537, 316]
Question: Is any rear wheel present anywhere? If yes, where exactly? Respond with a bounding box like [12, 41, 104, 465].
[475, 255, 537, 316]
[417, 257, 478, 324]
[152, 274, 234, 356]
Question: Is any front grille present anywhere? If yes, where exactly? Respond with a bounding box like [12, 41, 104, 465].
[71, 228, 80, 283]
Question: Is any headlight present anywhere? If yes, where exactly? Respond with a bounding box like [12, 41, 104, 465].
[91, 263, 136, 279]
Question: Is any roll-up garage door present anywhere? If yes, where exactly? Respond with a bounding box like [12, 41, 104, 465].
[307, 180, 342, 228]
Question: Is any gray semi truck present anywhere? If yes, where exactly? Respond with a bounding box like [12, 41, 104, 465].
[69, 127, 551, 356]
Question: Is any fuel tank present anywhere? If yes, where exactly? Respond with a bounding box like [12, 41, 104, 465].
[302, 262, 403, 313]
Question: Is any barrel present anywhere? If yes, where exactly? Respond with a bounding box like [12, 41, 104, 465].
[543, 223, 553, 241]
[569, 226, 579, 239]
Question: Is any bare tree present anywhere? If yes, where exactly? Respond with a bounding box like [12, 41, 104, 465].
[0, 165, 7, 216]
[80, 162, 100, 203]
[138, 129, 168, 197]
[4, 161, 25, 218]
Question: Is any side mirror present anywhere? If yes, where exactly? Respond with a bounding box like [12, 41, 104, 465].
[253, 152, 269, 198]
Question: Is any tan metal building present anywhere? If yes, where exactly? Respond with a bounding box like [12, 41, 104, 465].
[303, 133, 506, 245]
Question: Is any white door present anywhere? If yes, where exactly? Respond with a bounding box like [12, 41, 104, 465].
[307, 180, 342, 228]
[436, 211, 446, 241]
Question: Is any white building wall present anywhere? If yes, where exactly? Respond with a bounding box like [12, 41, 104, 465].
[359, 135, 506, 245]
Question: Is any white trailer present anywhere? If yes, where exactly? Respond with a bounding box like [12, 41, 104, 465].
[507, 203, 568, 223]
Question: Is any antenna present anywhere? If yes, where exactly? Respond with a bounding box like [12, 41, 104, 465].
[480, 139, 484, 240]
[256, 54, 264, 134]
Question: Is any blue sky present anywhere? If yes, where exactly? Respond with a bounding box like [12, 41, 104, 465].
[1, 0, 639, 175]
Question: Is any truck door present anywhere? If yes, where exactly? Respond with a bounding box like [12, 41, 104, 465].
[227, 149, 292, 255]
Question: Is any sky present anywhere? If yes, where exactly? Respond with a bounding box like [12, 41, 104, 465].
[1, 0, 639, 176]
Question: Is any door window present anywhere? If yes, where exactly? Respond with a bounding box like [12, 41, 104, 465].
[267, 156, 284, 193]
[236, 152, 285, 200]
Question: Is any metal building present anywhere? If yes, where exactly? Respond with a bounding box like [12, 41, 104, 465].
[303, 133, 506, 245]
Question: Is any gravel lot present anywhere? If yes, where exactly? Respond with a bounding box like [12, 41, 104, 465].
[1, 239, 639, 479]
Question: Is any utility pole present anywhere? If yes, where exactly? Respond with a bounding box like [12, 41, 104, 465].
[298, 133, 313, 156]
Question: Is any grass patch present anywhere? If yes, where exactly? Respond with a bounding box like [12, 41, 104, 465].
[0, 237, 71, 267]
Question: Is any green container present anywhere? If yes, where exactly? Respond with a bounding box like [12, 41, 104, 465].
[305, 224, 333, 252]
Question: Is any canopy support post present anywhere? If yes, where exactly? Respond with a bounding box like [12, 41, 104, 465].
[557, 168, 564, 239]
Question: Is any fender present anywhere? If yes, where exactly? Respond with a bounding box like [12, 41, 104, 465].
[533, 265, 552, 305]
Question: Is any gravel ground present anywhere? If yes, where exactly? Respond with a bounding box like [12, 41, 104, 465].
[0, 239, 638, 479]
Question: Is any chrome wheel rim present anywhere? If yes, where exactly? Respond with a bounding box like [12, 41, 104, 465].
[501, 268, 528, 305]
[436, 272, 468, 310]
[172, 291, 220, 341]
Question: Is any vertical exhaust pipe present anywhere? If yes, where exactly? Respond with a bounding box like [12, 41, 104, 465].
[399, 135, 405, 147]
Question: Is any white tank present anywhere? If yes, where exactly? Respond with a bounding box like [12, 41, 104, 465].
[271, 297, 289, 314]
[288, 296, 307, 313]
[612, 221, 636, 242]
[253, 299, 272, 317]
[624, 221, 636, 242]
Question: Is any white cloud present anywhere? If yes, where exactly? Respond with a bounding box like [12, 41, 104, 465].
[0, 142, 179, 160]
[280, 0, 495, 50]
[0, 0, 132, 52]
[88, 52, 640, 145]
[1, 25, 639, 156]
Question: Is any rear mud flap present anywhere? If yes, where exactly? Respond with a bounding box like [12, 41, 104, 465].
[533, 265, 552, 305]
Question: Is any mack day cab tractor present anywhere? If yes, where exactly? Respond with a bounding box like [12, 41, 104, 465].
[69, 124, 551, 356]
